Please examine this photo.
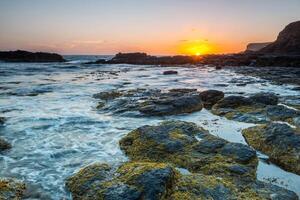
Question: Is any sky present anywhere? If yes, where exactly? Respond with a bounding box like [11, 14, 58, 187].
[0, 0, 299, 55]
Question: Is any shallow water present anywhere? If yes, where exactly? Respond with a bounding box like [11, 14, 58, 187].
[0, 56, 299, 199]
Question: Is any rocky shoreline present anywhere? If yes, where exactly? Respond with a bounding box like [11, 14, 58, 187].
[0, 50, 65, 62]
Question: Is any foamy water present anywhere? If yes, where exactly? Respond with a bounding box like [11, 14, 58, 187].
[0, 56, 299, 199]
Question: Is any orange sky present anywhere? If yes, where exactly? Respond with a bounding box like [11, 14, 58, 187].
[0, 0, 300, 55]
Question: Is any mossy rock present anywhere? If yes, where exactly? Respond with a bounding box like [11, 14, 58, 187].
[0, 178, 26, 200]
[66, 163, 112, 199]
[119, 120, 258, 182]
[66, 161, 298, 200]
[242, 123, 300, 175]
[66, 161, 176, 200]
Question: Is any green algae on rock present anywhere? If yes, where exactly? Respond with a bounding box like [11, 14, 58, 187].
[212, 93, 300, 125]
[242, 123, 300, 175]
[119, 120, 258, 182]
[66, 161, 298, 200]
[0, 178, 26, 200]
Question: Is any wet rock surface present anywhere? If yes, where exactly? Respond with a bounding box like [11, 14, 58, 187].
[163, 70, 178, 75]
[119, 120, 258, 181]
[94, 88, 205, 116]
[212, 92, 300, 125]
[242, 123, 300, 175]
[0, 178, 26, 200]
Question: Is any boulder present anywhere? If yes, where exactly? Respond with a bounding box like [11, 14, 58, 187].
[259, 21, 300, 55]
[120, 120, 257, 181]
[94, 88, 203, 116]
[0, 137, 11, 151]
[0, 50, 65, 62]
[0, 117, 5, 125]
[242, 123, 300, 175]
[0, 178, 26, 200]
[66, 162, 176, 200]
[200, 90, 224, 109]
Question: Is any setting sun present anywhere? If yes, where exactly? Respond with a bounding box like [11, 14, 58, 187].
[178, 40, 214, 55]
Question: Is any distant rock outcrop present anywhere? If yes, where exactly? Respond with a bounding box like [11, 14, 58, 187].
[0, 50, 65, 62]
[245, 42, 271, 53]
[259, 21, 300, 55]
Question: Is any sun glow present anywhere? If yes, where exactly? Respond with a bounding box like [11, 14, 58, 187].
[178, 40, 215, 56]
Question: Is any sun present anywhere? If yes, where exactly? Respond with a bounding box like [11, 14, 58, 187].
[177, 40, 214, 56]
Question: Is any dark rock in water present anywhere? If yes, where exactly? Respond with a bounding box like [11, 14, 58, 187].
[0, 178, 26, 199]
[213, 96, 253, 109]
[163, 70, 178, 75]
[242, 123, 300, 175]
[120, 120, 258, 181]
[0, 137, 11, 151]
[259, 21, 300, 55]
[200, 90, 224, 109]
[0, 117, 5, 125]
[265, 105, 300, 121]
[91, 52, 199, 65]
[139, 92, 203, 116]
[66, 161, 298, 200]
[93, 90, 122, 101]
[0, 50, 65, 62]
[94, 88, 203, 116]
[248, 92, 278, 105]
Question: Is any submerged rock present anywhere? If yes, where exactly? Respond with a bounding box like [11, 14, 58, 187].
[0, 117, 5, 125]
[120, 120, 257, 181]
[163, 70, 178, 75]
[66, 162, 176, 200]
[94, 88, 204, 116]
[0, 137, 11, 151]
[0, 178, 26, 200]
[199, 90, 224, 109]
[242, 123, 300, 175]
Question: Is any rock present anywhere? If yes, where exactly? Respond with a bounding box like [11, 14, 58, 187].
[163, 70, 178, 75]
[242, 123, 300, 175]
[94, 88, 203, 116]
[66, 161, 298, 200]
[0, 137, 11, 151]
[200, 90, 224, 109]
[213, 96, 253, 109]
[120, 120, 258, 181]
[93, 90, 122, 101]
[139, 92, 203, 116]
[0, 50, 65, 62]
[66, 163, 111, 199]
[0, 178, 26, 200]
[66, 162, 176, 200]
[0, 117, 5, 125]
[249, 92, 278, 105]
[259, 21, 300, 55]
